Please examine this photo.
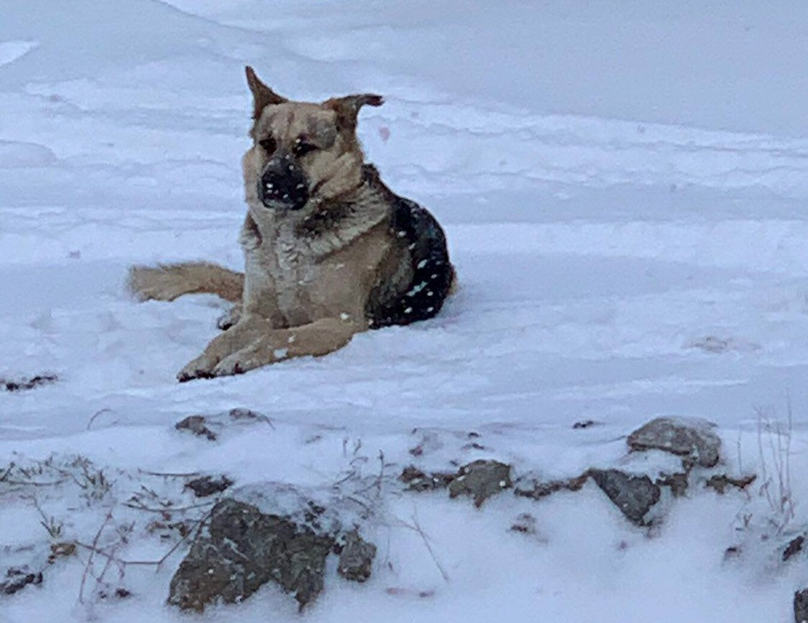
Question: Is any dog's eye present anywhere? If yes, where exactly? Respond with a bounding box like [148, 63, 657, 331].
[258, 137, 277, 153]
[293, 138, 317, 157]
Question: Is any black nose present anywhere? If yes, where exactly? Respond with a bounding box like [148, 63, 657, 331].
[258, 164, 309, 211]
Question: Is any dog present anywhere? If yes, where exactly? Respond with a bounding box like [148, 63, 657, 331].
[128, 66, 454, 381]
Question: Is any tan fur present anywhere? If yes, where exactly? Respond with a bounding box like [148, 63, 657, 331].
[129, 67, 448, 381]
[127, 262, 243, 302]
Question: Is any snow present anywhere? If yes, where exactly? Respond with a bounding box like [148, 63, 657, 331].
[1, 1, 808, 621]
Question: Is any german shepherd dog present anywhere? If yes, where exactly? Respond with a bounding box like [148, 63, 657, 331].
[128, 67, 454, 381]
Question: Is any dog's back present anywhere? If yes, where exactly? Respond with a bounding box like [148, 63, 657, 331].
[363, 165, 454, 328]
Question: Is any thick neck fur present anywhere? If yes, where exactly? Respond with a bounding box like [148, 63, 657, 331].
[241, 166, 390, 258]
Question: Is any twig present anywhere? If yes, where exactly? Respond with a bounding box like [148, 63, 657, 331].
[137, 469, 201, 478]
[79, 511, 113, 603]
[75, 507, 212, 571]
[86, 408, 113, 431]
[406, 510, 449, 584]
[123, 501, 214, 513]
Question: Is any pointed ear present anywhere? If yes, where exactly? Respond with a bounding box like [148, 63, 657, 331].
[324, 94, 384, 129]
[245, 66, 286, 119]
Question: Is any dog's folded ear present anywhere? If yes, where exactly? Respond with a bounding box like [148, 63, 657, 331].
[324, 94, 384, 129]
[245, 66, 287, 119]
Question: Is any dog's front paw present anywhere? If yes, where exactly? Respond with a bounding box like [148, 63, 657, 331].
[211, 340, 279, 378]
[177, 355, 217, 382]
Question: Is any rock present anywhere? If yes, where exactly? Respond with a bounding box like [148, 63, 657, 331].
[1, 374, 57, 392]
[175, 415, 217, 441]
[448, 460, 512, 507]
[510, 513, 537, 534]
[1, 567, 43, 595]
[336, 530, 376, 582]
[228, 408, 273, 428]
[513, 473, 589, 500]
[184, 475, 233, 498]
[47, 542, 76, 564]
[168, 498, 334, 612]
[589, 469, 661, 526]
[399, 466, 455, 492]
[627, 416, 721, 467]
[705, 473, 756, 494]
[795, 589, 808, 623]
[784, 535, 805, 562]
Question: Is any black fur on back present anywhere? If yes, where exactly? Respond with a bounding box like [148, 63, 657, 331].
[363, 166, 453, 329]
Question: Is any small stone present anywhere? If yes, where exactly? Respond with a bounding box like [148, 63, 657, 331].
[175, 415, 217, 441]
[784, 535, 805, 562]
[184, 475, 233, 498]
[795, 589, 808, 623]
[448, 460, 512, 507]
[627, 416, 721, 467]
[1, 567, 43, 595]
[589, 469, 661, 526]
[47, 542, 76, 564]
[337, 530, 376, 582]
[510, 513, 537, 534]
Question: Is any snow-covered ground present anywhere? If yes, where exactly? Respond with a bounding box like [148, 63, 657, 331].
[2, 1, 808, 621]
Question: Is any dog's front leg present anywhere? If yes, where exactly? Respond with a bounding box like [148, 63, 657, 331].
[177, 316, 273, 381]
[210, 317, 361, 378]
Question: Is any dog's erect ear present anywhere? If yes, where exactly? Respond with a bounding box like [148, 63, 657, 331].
[324, 94, 384, 130]
[245, 66, 287, 119]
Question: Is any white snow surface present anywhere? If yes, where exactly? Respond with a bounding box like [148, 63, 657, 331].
[1, 1, 808, 621]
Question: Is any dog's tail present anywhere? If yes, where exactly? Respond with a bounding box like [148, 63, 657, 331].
[127, 262, 244, 303]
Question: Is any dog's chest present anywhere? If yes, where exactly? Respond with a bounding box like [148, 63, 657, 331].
[246, 224, 368, 325]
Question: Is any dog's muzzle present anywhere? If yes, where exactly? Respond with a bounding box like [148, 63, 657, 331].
[258, 155, 309, 211]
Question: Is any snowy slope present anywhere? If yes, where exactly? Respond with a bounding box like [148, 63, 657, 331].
[1, 1, 808, 621]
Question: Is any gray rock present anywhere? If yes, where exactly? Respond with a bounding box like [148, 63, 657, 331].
[448, 460, 512, 507]
[627, 416, 721, 467]
[337, 530, 376, 582]
[589, 469, 661, 526]
[795, 589, 808, 623]
[168, 498, 334, 612]
[184, 475, 233, 498]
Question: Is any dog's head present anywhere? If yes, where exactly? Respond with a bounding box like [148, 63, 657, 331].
[242, 66, 383, 213]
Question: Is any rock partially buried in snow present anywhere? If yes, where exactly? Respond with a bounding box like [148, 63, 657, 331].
[336, 530, 376, 582]
[1, 566, 43, 595]
[589, 469, 661, 526]
[627, 416, 721, 467]
[399, 465, 455, 491]
[795, 589, 808, 623]
[183, 475, 233, 498]
[513, 472, 589, 500]
[168, 498, 334, 612]
[448, 460, 512, 507]
[174, 415, 217, 441]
